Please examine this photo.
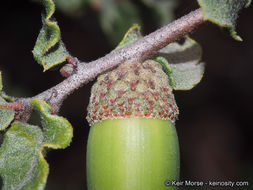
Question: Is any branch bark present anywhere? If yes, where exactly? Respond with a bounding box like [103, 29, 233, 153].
[17, 8, 205, 119]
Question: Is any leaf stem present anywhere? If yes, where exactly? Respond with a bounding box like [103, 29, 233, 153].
[16, 8, 205, 120]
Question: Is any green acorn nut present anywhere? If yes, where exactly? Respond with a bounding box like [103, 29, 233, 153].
[86, 60, 180, 190]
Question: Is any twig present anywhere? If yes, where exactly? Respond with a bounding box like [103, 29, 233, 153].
[16, 8, 205, 120]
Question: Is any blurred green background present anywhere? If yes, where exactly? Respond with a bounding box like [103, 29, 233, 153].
[0, 0, 253, 189]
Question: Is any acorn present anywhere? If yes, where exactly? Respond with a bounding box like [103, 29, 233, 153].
[86, 60, 180, 190]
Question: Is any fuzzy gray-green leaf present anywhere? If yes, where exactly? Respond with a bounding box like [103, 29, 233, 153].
[158, 37, 204, 90]
[0, 99, 73, 190]
[0, 72, 15, 130]
[197, 0, 251, 41]
[0, 97, 15, 131]
[115, 24, 142, 50]
[0, 122, 47, 190]
[32, 0, 68, 71]
[170, 62, 205, 90]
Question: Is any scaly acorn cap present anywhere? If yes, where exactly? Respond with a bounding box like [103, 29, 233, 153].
[87, 60, 179, 126]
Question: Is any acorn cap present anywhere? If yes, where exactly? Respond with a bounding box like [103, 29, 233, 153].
[87, 60, 179, 126]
